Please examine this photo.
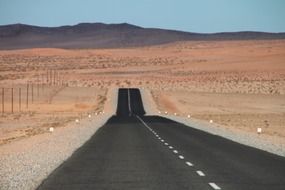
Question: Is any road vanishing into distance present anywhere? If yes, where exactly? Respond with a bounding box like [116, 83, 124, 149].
[38, 88, 285, 190]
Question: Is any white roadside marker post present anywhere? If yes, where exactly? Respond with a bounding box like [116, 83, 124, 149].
[75, 119, 79, 124]
[187, 115, 191, 118]
[257, 127, 262, 134]
[210, 120, 213, 123]
[49, 127, 54, 133]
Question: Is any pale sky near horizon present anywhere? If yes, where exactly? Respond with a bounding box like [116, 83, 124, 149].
[0, 0, 284, 33]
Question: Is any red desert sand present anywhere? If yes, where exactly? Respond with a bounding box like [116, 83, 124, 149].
[1, 40, 285, 190]
[0, 39, 284, 147]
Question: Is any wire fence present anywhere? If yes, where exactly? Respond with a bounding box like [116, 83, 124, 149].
[1, 70, 66, 115]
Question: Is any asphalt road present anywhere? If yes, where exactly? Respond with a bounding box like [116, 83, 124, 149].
[38, 88, 285, 190]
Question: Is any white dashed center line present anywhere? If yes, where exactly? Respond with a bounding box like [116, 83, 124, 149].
[136, 115, 221, 190]
[196, 171, 205, 177]
[127, 89, 132, 116]
[209, 182, 221, 190]
[185, 161, 193, 167]
[179, 155, 184, 159]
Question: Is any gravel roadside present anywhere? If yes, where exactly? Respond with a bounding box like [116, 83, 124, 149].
[0, 88, 118, 190]
[1, 87, 283, 190]
[141, 88, 285, 157]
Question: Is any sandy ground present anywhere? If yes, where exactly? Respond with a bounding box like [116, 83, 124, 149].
[151, 90, 285, 137]
[0, 40, 285, 188]
[141, 88, 285, 157]
[1, 40, 285, 95]
[0, 86, 107, 145]
[0, 88, 117, 190]
[0, 39, 284, 146]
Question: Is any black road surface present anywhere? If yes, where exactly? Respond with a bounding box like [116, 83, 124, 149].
[38, 88, 285, 190]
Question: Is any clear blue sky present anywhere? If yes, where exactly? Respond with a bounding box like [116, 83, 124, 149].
[0, 0, 284, 33]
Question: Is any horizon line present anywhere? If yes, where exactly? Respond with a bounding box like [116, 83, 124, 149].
[1, 22, 285, 35]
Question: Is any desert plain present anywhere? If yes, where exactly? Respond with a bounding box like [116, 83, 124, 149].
[0, 39, 285, 147]
[1, 39, 285, 189]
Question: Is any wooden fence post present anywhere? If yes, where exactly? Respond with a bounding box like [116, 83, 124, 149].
[37, 74, 39, 99]
[19, 88, 21, 112]
[11, 88, 13, 114]
[31, 83, 34, 104]
[53, 70, 56, 86]
[1, 88, 4, 115]
[26, 82, 29, 109]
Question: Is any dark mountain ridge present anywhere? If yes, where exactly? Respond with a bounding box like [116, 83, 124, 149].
[0, 23, 284, 50]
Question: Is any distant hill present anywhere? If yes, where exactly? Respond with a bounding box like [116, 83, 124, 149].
[0, 23, 285, 50]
